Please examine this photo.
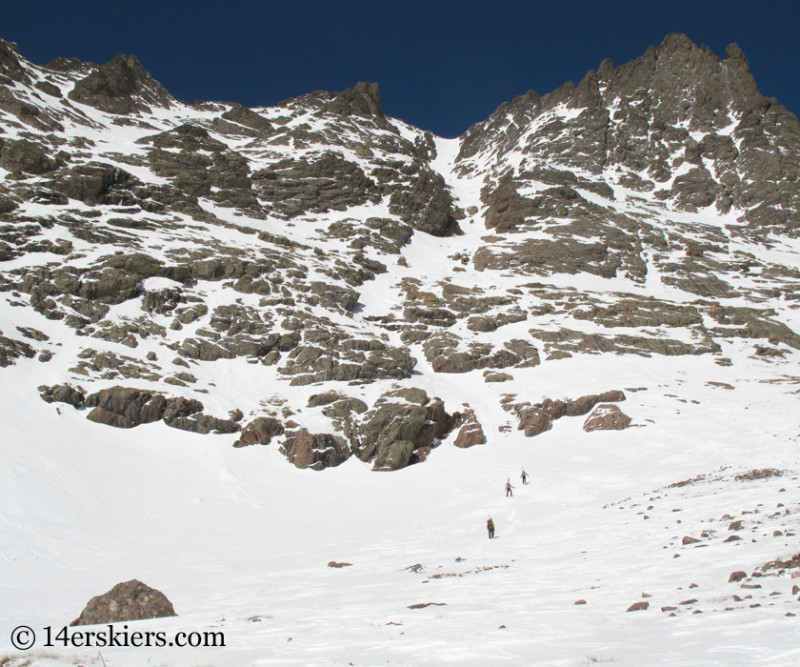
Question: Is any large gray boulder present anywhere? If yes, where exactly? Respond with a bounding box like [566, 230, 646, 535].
[71, 580, 176, 626]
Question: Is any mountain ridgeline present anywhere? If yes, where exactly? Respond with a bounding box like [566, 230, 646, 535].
[1, 34, 798, 471]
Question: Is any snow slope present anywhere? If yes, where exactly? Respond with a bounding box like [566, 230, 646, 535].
[2, 339, 800, 666]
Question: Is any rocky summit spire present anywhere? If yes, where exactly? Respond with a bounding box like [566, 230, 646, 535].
[68, 53, 173, 115]
[322, 81, 384, 118]
[0, 39, 30, 85]
[598, 32, 763, 129]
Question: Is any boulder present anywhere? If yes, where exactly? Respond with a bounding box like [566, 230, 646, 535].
[517, 407, 551, 437]
[583, 404, 632, 431]
[71, 579, 176, 626]
[626, 601, 649, 612]
[85, 387, 166, 428]
[38, 383, 85, 408]
[454, 415, 486, 448]
[233, 416, 284, 447]
[281, 428, 350, 470]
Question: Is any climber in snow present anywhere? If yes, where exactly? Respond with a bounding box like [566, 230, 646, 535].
[487, 517, 495, 539]
[505, 478, 514, 497]
[521, 467, 529, 485]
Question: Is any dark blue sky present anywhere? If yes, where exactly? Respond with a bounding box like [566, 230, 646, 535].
[4, 1, 799, 137]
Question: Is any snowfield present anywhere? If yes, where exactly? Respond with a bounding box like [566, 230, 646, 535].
[2, 343, 799, 666]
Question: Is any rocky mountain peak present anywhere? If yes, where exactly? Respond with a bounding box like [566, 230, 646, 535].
[604, 32, 761, 120]
[0, 38, 29, 85]
[67, 52, 174, 114]
[322, 81, 385, 118]
[724, 41, 747, 62]
[458, 32, 800, 231]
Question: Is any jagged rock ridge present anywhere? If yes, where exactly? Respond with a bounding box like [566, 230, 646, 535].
[1, 34, 798, 470]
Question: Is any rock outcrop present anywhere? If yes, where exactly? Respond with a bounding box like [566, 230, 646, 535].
[583, 404, 632, 431]
[83, 386, 238, 434]
[39, 383, 85, 408]
[356, 389, 457, 470]
[68, 54, 173, 114]
[507, 391, 627, 437]
[281, 428, 350, 470]
[0, 332, 35, 367]
[233, 417, 285, 448]
[453, 409, 486, 448]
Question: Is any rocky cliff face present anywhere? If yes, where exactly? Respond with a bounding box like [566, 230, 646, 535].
[1, 34, 798, 470]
